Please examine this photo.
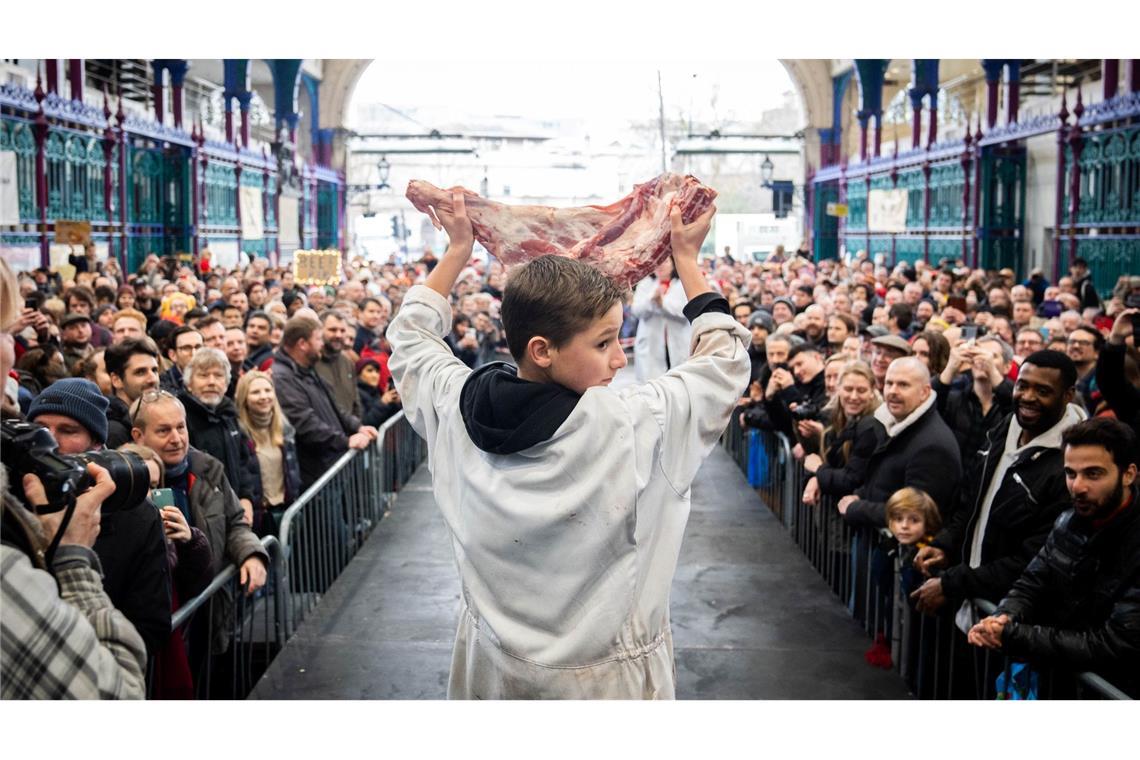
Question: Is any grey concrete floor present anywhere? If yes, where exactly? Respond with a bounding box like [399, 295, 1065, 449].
[250, 431, 912, 699]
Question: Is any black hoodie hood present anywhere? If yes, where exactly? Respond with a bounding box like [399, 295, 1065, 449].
[459, 362, 580, 455]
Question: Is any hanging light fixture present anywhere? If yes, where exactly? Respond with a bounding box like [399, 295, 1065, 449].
[760, 154, 774, 187]
[377, 155, 390, 190]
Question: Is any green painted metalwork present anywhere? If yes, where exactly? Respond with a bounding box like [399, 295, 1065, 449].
[1071, 238, 1140, 295]
[130, 147, 165, 224]
[265, 175, 277, 228]
[895, 237, 924, 264]
[86, 140, 106, 221]
[0, 119, 37, 221]
[243, 238, 267, 258]
[845, 179, 868, 230]
[929, 163, 965, 229]
[1070, 126, 1140, 226]
[929, 237, 962, 266]
[812, 180, 840, 261]
[317, 180, 338, 249]
[34, 128, 108, 223]
[205, 162, 238, 227]
[901, 169, 924, 228]
[978, 144, 1026, 275]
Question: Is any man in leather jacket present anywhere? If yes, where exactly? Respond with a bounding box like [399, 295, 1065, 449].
[969, 417, 1140, 696]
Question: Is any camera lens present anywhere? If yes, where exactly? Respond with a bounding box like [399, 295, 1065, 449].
[69, 450, 152, 514]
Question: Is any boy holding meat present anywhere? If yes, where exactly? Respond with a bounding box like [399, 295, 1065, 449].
[387, 192, 749, 699]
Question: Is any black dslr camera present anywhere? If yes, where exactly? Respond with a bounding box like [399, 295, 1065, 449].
[790, 401, 821, 421]
[1, 419, 150, 514]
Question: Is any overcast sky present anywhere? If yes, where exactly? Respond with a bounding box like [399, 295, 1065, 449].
[350, 60, 798, 132]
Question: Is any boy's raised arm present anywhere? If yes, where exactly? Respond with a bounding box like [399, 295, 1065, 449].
[669, 205, 715, 301]
[425, 191, 475, 297]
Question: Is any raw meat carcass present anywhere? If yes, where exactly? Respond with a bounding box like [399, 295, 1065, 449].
[405, 173, 716, 288]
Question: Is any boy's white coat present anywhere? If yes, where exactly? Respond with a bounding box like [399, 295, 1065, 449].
[388, 284, 750, 699]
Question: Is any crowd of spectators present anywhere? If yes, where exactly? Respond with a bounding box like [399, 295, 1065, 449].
[720, 245, 1139, 696]
[2, 240, 1138, 699]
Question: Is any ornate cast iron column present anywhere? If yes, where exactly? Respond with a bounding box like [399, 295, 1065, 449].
[910, 88, 924, 150]
[1066, 91, 1085, 264]
[116, 95, 128, 261]
[190, 122, 200, 256]
[101, 87, 117, 264]
[167, 61, 189, 129]
[45, 59, 59, 95]
[982, 60, 1004, 129]
[1053, 91, 1069, 282]
[1006, 61, 1021, 124]
[858, 112, 870, 162]
[960, 127, 973, 261]
[151, 61, 165, 124]
[922, 155, 932, 263]
[972, 117, 982, 268]
[33, 69, 49, 267]
[67, 59, 84, 103]
[1102, 60, 1119, 100]
[236, 91, 252, 148]
[927, 90, 938, 146]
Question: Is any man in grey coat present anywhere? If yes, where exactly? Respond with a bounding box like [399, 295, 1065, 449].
[273, 315, 377, 489]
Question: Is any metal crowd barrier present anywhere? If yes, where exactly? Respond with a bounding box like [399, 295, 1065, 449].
[276, 411, 426, 638]
[145, 411, 427, 699]
[721, 413, 1132, 700]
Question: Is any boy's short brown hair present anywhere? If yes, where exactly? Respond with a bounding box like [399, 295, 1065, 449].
[885, 487, 942, 535]
[501, 256, 626, 363]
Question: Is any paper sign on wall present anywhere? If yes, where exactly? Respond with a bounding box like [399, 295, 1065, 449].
[240, 186, 264, 240]
[0, 152, 18, 226]
[868, 189, 908, 233]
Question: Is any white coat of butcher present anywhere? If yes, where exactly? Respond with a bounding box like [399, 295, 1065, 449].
[631, 258, 693, 382]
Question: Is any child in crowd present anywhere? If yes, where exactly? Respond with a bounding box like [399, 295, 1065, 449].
[387, 191, 749, 699]
[887, 487, 942, 596]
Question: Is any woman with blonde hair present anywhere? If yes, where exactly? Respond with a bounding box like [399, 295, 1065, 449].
[802, 360, 884, 506]
[235, 370, 302, 535]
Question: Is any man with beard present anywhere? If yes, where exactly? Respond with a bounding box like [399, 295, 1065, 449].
[242, 311, 274, 371]
[104, 337, 161, 448]
[178, 348, 261, 525]
[272, 315, 377, 489]
[969, 417, 1140, 696]
[1067, 324, 1103, 414]
[912, 351, 1085, 628]
[59, 312, 95, 373]
[800, 304, 828, 352]
[314, 309, 363, 420]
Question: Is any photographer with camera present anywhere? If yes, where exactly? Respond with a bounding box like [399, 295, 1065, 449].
[763, 343, 828, 443]
[1, 259, 147, 699]
[26, 378, 172, 657]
